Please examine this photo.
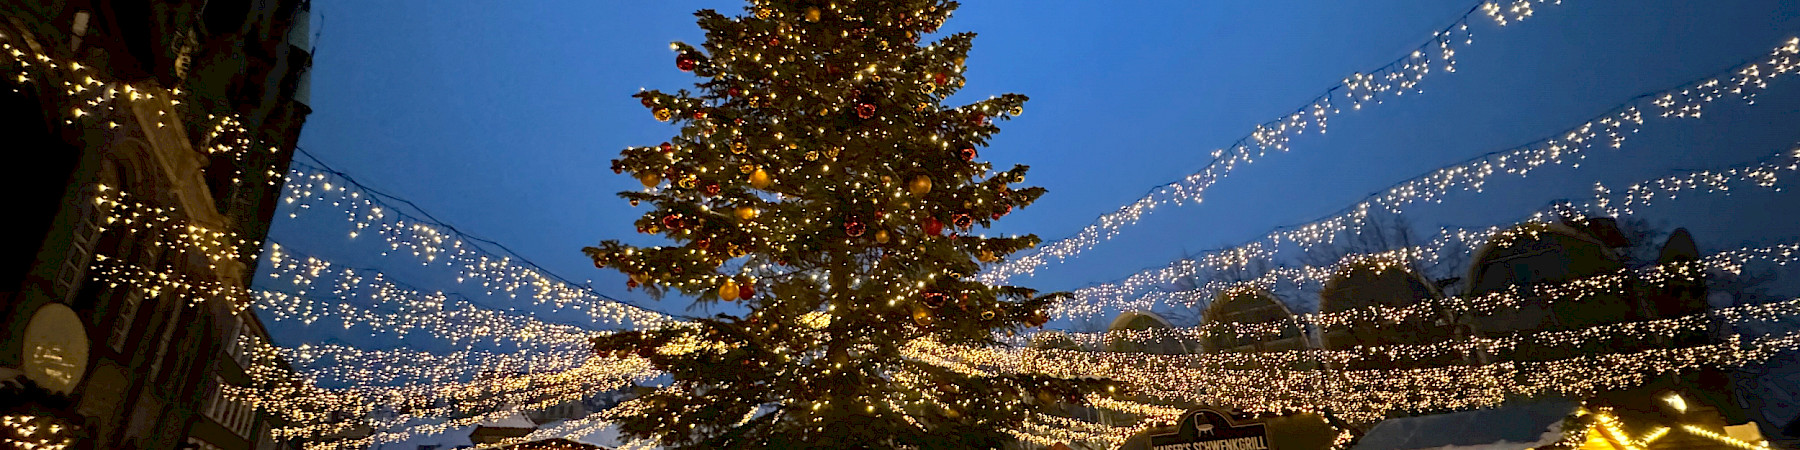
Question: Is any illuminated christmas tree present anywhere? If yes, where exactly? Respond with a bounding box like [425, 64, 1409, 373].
[584, 0, 1101, 447]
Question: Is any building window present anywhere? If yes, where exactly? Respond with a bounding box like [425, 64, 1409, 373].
[55, 184, 105, 302]
[147, 305, 182, 384]
[108, 290, 145, 352]
[204, 375, 255, 437]
[222, 316, 249, 367]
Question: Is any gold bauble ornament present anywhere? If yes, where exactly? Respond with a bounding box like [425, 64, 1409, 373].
[874, 229, 890, 244]
[653, 108, 673, 122]
[912, 305, 933, 326]
[908, 175, 932, 196]
[740, 164, 756, 174]
[678, 176, 697, 189]
[637, 172, 661, 188]
[731, 141, 748, 154]
[805, 151, 819, 161]
[804, 7, 821, 22]
[749, 168, 773, 190]
[719, 279, 740, 300]
[979, 249, 997, 262]
[734, 206, 758, 221]
[980, 310, 995, 320]
[755, 7, 772, 19]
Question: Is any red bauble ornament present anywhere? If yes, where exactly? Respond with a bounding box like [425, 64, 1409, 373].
[922, 216, 944, 236]
[661, 214, 683, 230]
[640, 97, 655, 107]
[971, 113, 987, 126]
[728, 87, 741, 98]
[627, 279, 640, 289]
[610, 159, 623, 174]
[856, 103, 877, 119]
[845, 218, 866, 237]
[934, 73, 948, 86]
[593, 259, 605, 269]
[959, 147, 977, 161]
[952, 213, 972, 230]
[659, 142, 674, 153]
[676, 54, 699, 71]
[692, 110, 707, 120]
[922, 291, 947, 309]
[738, 282, 755, 299]
[704, 183, 722, 196]
[769, 37, 781, 46]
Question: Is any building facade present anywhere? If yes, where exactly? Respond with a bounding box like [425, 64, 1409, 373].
[0, 0, 312, 449]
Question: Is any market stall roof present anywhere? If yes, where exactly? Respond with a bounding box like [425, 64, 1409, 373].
[1353, 400, 1575, 450]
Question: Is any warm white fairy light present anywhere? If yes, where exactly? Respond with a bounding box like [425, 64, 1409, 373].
[1052, 237, 1799, 345]
[278, 164, 680, 329]
[1022, 296, 1800, 370]
[258, 242, 613, 347]
[913, 330, 1800, 424]
[1052, 144, 1800, 319]
[985, 36, 1800, 284]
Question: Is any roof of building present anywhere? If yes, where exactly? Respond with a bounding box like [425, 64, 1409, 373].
[1352, 400, 1575, 450]
[478, 410, 540, 429]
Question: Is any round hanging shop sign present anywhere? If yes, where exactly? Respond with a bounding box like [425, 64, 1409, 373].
[21, 302, 90, 394]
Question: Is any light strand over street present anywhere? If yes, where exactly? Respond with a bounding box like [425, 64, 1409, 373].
[983, 35, 1800, 285]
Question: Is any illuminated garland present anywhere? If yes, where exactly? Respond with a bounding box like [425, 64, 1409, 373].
[272, 354, 659, 445]
[258, 242, 611, 347]
[0, 27, 277, 174]
[87, 257, 252, 311]
[1042, 241, 1798, 345]
[279, 162, 678, 329]
[985, 36, 1800, 284]
[1054, 142, 1800, 319]
[95, 186, 262, 266]
[1045, 296, 1800, 369]
[916, 330, 1800, 423]
[1598, 148, 1800, 217]
[283, 344, 593, 392]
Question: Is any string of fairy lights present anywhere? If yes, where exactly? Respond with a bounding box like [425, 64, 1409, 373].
[982, 35, 1800, 285]
[279, 157, 680, 329]
[1025, 295, 1800, 369]
[1054, 143, 1800, 320]
[977, 0, 1594, 284]
[914, 329, 1800, 424]
[257, 242, 610, 348]
[1046, 34, 1800, 317]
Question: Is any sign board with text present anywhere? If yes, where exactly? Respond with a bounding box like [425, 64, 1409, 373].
[1150, 409, 1269, 450]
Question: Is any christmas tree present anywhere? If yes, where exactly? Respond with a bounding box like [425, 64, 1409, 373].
[585, 0, 1101, 448]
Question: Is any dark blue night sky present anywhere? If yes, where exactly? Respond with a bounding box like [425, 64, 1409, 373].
[267, 0, 1800, 349]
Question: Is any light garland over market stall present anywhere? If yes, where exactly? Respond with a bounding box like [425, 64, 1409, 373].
[914, 329, 1800, 424]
